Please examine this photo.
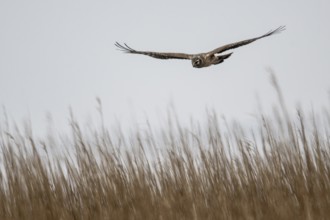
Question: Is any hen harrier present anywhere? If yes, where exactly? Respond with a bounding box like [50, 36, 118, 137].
[115, 26, 285, 68]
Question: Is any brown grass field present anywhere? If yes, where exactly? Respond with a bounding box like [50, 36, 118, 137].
[1, 76, 330, 220]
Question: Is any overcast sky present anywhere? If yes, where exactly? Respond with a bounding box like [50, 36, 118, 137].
[1, 0, 330, 134]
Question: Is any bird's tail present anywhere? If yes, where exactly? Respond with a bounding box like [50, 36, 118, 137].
[214, 53, 233, 64]
[220, 53, 232, 60]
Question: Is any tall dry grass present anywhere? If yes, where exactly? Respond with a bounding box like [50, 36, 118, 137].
[1, 76, 330, 220]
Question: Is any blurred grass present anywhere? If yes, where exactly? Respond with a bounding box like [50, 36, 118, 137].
[1, 75, 330, 220]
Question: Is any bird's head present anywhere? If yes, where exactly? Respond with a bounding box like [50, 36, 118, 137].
[192, 57, 203, 68]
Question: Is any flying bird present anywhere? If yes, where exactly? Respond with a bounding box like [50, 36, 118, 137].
[115, 26, 285, 68]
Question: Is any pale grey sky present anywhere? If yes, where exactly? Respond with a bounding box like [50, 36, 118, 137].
[1, 0, 330, 134]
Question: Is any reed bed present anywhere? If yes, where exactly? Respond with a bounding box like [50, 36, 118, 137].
[1, 79, 330, 220]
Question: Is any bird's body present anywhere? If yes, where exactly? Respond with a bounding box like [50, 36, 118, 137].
[190, 53, 233, 68]
[115, 26, 285, 68]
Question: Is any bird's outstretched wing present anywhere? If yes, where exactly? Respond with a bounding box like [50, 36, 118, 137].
[208, 26, 285, 54]
[115, 42, 194, 60]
